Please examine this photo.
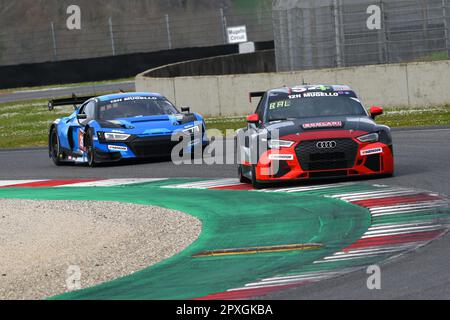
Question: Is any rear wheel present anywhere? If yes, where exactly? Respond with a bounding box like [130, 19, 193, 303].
[49, 127, 62, 166]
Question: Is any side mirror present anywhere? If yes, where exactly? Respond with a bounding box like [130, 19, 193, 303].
[247, 113, 259, 124]
[370, 106, 383, 119]
[77, 114, 87, 120]
[181, 106, 190, 113]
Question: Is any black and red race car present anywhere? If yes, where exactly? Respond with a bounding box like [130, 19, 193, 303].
[238, 85, 394, 189]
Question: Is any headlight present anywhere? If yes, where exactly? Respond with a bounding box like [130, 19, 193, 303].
[104, 132, 131, 141]
[268, 139, 295, 149]
[183, 125, 200, 135]
[357, 133, 379, 143]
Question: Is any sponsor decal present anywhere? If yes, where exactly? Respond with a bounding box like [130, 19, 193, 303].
[291, 86, 308, 93]
[110, 96, 158, 104]
[268, 154, 294, 161]
[361, 147, 383, 156]
[303, 92, 339, 98]
[288, 92, 340, 99]
[108, 145, 128, 152]
[302, 121, 343, 129]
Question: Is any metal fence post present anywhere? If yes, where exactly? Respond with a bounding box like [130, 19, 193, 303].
[220, 8, 228, 44]
[333, 0, 343, 67]
[380, 1, 389, 64]
[165, 14, 172, 50]
[108, 17, 116, 56]
[50, 22, 58, 61]
[443, 0, 449, 59]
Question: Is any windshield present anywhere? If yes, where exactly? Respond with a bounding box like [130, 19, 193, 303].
[98, 96, 179, 120]
[267, 95, 367, 121]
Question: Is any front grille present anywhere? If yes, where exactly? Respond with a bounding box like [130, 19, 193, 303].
[295, 138, 358, 171]
[127, 136, 178, 158]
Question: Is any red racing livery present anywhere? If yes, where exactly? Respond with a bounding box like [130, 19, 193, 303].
[238, 85, 394, 189]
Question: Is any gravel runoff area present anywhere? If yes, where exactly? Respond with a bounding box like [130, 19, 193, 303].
[0, 199, 202, 300]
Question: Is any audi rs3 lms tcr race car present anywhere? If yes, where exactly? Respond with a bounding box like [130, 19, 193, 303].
[48, 92, 208, 166]
[238, 85, 394, 189]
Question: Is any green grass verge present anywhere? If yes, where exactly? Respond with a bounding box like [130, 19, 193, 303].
[0, 78, 134, 95]
[1, 100, 449, 149]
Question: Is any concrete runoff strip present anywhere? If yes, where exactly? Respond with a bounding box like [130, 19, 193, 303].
[0, 199, 201, 300]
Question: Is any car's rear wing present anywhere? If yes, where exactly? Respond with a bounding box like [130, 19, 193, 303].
[48, 94, 95, 111]
[249, 91, 266, 103]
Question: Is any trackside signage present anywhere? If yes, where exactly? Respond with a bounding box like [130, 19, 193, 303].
[227, 25, 247, 44]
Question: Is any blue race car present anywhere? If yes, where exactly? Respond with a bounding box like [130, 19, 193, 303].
[48, 92, 208, 166]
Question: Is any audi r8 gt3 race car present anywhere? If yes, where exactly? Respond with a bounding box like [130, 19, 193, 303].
[48, 92, 208, 166]
[238, 85, 394, 189]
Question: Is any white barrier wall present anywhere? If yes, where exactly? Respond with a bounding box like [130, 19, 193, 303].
[136, 60, 450, 117]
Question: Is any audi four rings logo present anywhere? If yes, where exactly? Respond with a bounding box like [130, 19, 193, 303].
[316, 141, 337, 149]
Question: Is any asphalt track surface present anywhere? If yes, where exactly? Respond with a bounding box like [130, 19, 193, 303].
[0, 81, 135, 103]
[0, 127, 449, 299]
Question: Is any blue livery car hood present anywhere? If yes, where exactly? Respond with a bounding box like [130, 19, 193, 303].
[96, 113, 200, 136]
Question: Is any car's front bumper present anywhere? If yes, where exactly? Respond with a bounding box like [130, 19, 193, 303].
[242, 137, 394, 182]
[93, 134, 209, 161]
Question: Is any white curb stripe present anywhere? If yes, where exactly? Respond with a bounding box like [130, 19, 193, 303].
[164, 179, 242, 189]
[338, 191, 427, 202]
[260, 182, 356, 193]
[369, 202, 448, 213]
[0, 180, 49, 187]
[361, 227, 445, 239]
[57, 178, 167, 187]
[329, 188, 405, 199]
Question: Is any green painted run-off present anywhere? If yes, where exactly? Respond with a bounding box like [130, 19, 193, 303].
[0, 179, 371, 299]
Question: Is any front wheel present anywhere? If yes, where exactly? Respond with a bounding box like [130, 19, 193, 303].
[251, 165, 264, 190]
[86, 130, 98, 167]
[238, 165, 251, 183]
[49, 127, 63, 166]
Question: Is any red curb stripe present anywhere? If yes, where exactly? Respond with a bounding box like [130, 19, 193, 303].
[194, 283, 305, 300]
[343, 229, 446, 251]
[211, 184, 254, 191]
[0, 179, 103, 188]
[351, 193, 442, 208]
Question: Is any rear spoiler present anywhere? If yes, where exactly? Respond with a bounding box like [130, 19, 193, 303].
[48, 94, 96, 111]
[249, 91, 265, 103]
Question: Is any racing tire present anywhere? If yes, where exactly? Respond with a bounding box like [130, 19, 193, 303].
[86, 129, 99, 167]
[49, 127, 63, 166]
[251, 165, 264, 190]
[238, 165, 251, 183]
